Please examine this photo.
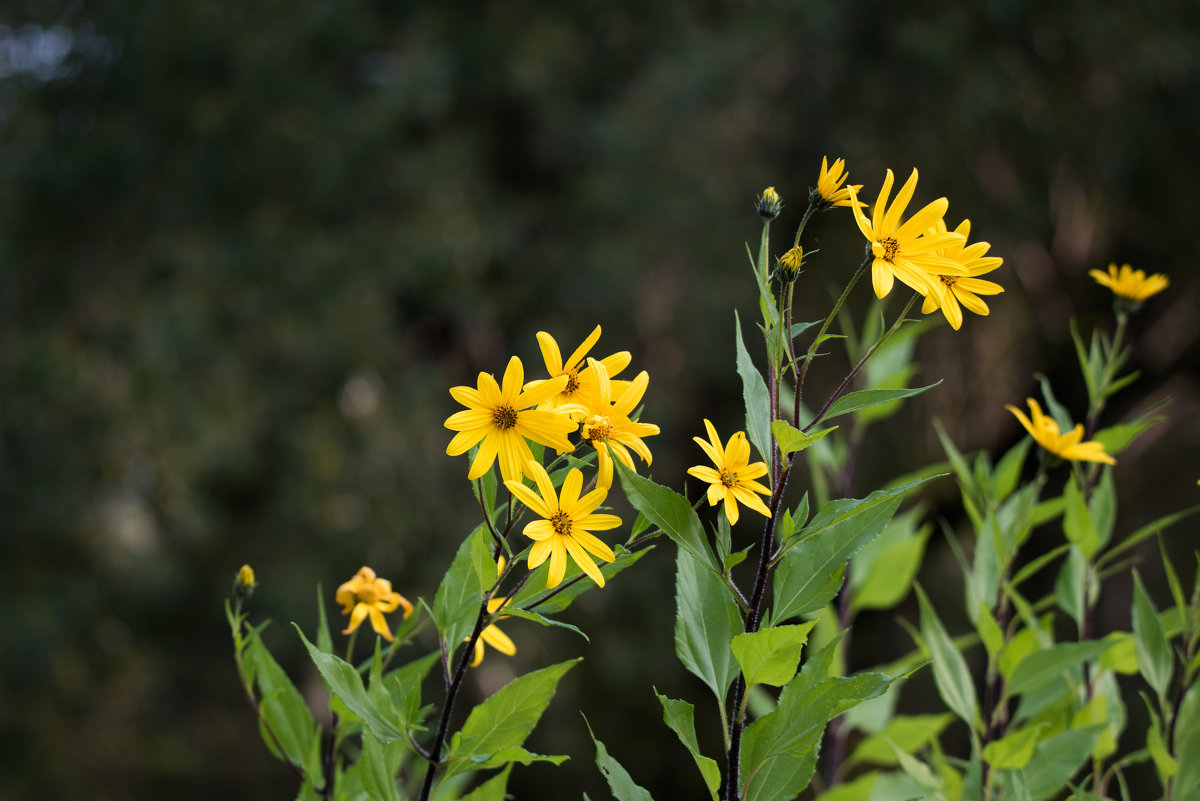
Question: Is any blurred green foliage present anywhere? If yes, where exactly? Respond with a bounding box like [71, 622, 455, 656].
[2, 1, 1198, 798]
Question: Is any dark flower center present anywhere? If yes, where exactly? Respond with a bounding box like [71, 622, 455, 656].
[550, 511, 573, 537]
[880, 236, 900, 262]
[719, 469, 738, 488]
[492, 404, 518, 430]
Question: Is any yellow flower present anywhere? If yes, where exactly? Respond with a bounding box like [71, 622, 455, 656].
[686, 419, 772, 525]
[470, 557, 516, 667]
[1089, 263, 1169, 302]
[847, 168, 965, 299]
[336, 566, 414, 641]
[815, 156, 863, 208]
[919, 219, 1005, 330]
[1005, 398, 1116, 465]
[576, 358, 659, 489]
[445, 356, 577, 483]
[779, 245, 804, 273]
[505, 460, 621, 589]
[525, 326, 631, 412]
[236, 563, 255, 588]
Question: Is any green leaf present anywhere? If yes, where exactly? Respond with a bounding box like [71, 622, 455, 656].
[1147, 717, 1179, 782]
[615, 460, 718, 574]
[1092, 417, 1164, 456]
[1132, 570, 1173, 701]
[499, 607, 588, 641]
[245, 633, 322, 779]
[316, 585, 333, 655]
[851, 526, 930, 612]
[732, 622, 817, 688]
[654, 690, 720, 801]
[773, 478, 937, 621]
[584, 714, 655, 801]
[511, 545, 650, 614]
[915, 585, 981, 732]
[1063, 474, 1099, 559]
[771, 419, 837, 457]
[443, 659, 578, 779]
[990, 437, 1032, 504]
[361, 729, 403, 801]
[433, 525, 492, 664]
[982, 723, 1046, 770]
[385, 651, 440, 733]
[459, 764, 514, 801]
[1004, 639, 1116, 698]
[820, 381, 942, 422]
[846, 713, 954, 768]
[1054, 546, 1086, 632]
[735, 310, 773, 463]
[977, 602, 1005, 658]
[674, 547, 743, 711]
[295, 626, 406, 743]
[995, 727, 1101, 801]
[1098, 504, 1200, 568]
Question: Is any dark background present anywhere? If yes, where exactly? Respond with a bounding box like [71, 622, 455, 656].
[2, 1, 1198, 799]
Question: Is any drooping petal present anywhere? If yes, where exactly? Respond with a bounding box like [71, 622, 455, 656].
[572, 527, 617, 561]
[467, 432, 501, 479]
[547, 539, 568, 588]
[481, 624, 516, 656]
[343, 603, 370, 635]
[527, 538, 553, 569]
[564, 537, 605, 588]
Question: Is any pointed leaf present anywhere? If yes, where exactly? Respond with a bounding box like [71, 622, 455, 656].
[735, 311, 773, 463]
[732, 622, 817, 688]
[1132, 570, 1173, 700]
[585, 715, 655, 801]
[433, 525, 492, 664]
[616, 460, 718, 573]
[915, 585, 981, 732]
[654, 690, 720, 801]
[674, 547, 742, 709]
[821, 382, 942, 422]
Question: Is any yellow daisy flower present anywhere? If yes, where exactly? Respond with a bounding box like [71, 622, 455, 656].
[815, 156, 863, 208]
[505, 461, 621, 589]
[1089, 263, 1169, 302]
[919, 219, 1005, 330]
[847, 168, 965, 299]
[470, 556, 516, 667]
[525, 325, 631, 412]
[1005, 398, 1116, 465]
[444, 356, 576, 483]
[686, 419, 772, 525]
[336, 566, 413, 642]
[576, 358, 659, 490]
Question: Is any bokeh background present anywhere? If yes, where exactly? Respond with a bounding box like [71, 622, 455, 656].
[2, 1, 1199, 799]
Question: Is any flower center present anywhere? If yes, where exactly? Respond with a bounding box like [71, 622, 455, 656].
[550, 510, 573, 537]
[938, 274, 958, 288]
[357, 586, 383, 604]
[878, 236, 900, 262]
[563, 372, 580, 395]
[719, 469, 738, 488]
[492, 404, 518, 430]
[582, 415, 612, 443]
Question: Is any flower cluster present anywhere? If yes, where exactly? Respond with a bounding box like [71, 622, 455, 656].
[443, 326, 658, 591]
[845, 167, 1004, 330]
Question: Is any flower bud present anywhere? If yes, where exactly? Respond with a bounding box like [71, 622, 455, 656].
[756, 186, 782, 220]
[232, 563, 257, 601]
[778, 245, 804, 273]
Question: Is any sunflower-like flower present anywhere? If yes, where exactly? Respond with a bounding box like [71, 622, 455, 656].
[336, 566, 414, 642]
[525, 326, 631, 412]
[575, 358, 659, 489]
[1089, 263, 1169, 303]
[505, 461, 621, 589]
[1005, 398, 1116, 465]
[815, 156, 863, 208]
[470, 556, 516, 667]
[445, 356, 576, 483]
[919, 219, 1004, 330]
[847, 168, 965, 299]
[686, 419, 772, 525]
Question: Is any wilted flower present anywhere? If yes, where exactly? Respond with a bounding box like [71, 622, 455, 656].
[1005, 398, 1116, 465]
[336, 566, 414, 642]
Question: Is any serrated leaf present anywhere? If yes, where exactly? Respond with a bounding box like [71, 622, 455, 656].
[433, 525, 492, 664]
[674, 547, 742, 712]
[442, 659, 577, 779]
[771, 419, 837, 457]
[295, 625, 405, 744]
[735, 311, 773, 463]
[616, 461, 718, 574]
[820, 382, 942, 423]
[915, 585, 981, 732]
[459, 764, 513, 801]
[585, 715, 655, 801]
[654, 690, 720, 801]
[1132, 570, 1173, 701]
[243, 634, 322, 780]
[733, 622, 817, 688]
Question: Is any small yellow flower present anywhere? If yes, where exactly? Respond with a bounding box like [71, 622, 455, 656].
[236, 564, 255, 588]
[1005, 398, 1116, 465]
[336, 566, 414, 642]
[444, 356, 577, 483]
[232, 564, 257, 601]
[525, 326, 631, 412]
[847, 169, 966, 299]
[576, 358, 659, 489]
[779, 245, 804, 272]
[757, 186, 783, 220]
[919, 219, 1004, 330]
[686, 419, 772, 525]
[505, 461, 621, 589]
[815, 156, 863, 208]
[470, 557, 516, 667]
[1089, 263, 1169, 302]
